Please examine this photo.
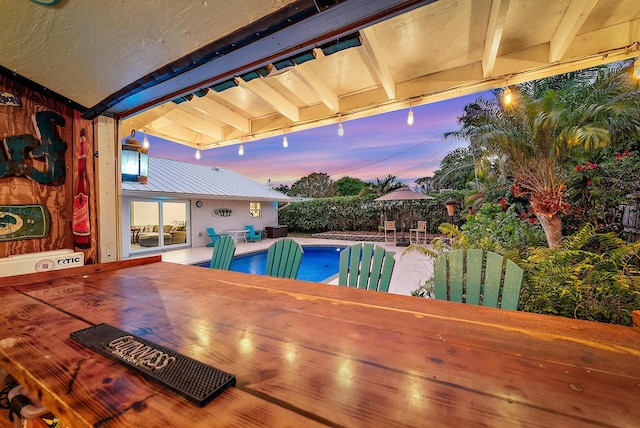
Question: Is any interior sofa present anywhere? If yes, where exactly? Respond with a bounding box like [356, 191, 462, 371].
[135, 224, 186, 247]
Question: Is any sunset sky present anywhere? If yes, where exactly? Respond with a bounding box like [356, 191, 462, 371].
[145, 90, 493, 188]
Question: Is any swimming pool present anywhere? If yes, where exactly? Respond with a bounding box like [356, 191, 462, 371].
[195, 245, 346, 282]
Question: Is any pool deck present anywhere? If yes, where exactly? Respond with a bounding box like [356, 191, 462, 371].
[158, 237, 433, 296]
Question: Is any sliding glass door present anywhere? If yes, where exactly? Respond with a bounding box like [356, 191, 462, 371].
[129, 200, 188, 251]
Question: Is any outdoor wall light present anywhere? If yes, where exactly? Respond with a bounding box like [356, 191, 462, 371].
[121, 130, 149, 185]
[445, 199, 456, 217]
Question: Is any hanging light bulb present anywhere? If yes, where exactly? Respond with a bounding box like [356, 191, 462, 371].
[142, 131, 150, 149]
[238, 144, 244, 156]
[195, 149, 201, 160]
[503, 87, 513, 106]
[337, 122, 344, 137]
[407, 106, 414, 126]
[282, 135, 288, 148]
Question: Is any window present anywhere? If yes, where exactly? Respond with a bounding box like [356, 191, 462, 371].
[250, 202, 261, 218]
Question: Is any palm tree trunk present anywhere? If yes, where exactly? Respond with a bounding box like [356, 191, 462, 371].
[535, 213, 563, 249]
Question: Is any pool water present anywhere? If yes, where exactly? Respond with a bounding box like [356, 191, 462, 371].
[195, 245, 345, 282]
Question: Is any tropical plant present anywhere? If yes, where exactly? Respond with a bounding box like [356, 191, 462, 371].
[447, 62, 640, 248]
[520, 224, 640, 325]
[361, 174, 406, 197]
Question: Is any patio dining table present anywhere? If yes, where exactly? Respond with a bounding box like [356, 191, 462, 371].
[223, 228, 248, 242]
[0, 257, 639, 427]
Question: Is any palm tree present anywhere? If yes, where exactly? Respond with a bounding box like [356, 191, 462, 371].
[365, 174, 406, 197]
[449, 63, 640, 248]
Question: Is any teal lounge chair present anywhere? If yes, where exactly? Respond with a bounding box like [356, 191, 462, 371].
[266, 239, 304, 279]
[206, 227, 221, 247]
[339, 243, 395, 292]
[209, 234, 236, 270]
[244, 225, 262, 242]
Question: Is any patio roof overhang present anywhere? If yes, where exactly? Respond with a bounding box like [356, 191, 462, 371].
[2, 0, 639, 151]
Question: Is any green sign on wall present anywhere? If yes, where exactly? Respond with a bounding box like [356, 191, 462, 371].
[0, 204, 50, 241]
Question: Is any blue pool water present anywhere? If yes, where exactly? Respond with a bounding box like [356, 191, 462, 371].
[195, 245, 345, 282]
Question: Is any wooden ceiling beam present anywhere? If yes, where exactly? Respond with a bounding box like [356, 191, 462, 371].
[159, 108, 223, 140]
[482, 0, 511, 78]
[235, 77, 300, 122]
[549, 0, 599, 63]
[187, 95, 251, 133]
[360, 26, 396, 100]
[290, 67, 340, 113]
[120, 102, 179, 134]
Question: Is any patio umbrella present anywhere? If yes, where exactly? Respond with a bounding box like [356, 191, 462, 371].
[375, 188, 435, 244]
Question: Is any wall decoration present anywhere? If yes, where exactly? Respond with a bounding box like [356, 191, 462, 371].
[0, 110, 66, 185]
[0, 91, 21, 107]
[0, 204, 50, 241]
[212, 208, 233, 217]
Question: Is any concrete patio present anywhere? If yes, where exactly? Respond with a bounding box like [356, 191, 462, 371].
[158, 236, 434, 296]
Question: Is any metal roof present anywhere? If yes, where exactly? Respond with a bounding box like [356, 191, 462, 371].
[121, 157, 292, 202]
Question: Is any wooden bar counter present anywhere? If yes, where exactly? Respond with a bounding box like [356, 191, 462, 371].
[1, 257, 639, 427]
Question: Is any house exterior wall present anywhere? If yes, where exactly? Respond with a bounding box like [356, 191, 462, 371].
[121, 196, 279, 257]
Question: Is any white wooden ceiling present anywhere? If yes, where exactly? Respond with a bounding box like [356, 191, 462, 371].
[2, 0, 639, 152]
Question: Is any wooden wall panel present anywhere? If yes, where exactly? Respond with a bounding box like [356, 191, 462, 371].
[0, 75, 97, 263]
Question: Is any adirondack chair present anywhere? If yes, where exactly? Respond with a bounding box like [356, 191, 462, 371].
[244, 225, 263, 242]
[433, 249, 524, 310]
[206, 227, 221, 247]
[266, 239, 304, 279]
[339, 243, 396, 292]
[209, 234, 236, 270]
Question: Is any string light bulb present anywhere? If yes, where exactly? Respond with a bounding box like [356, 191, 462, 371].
[282, 134, 288, 148]
[337, 122, 344, 137]
[195, 149, 201, 160]
[238, 144, 244, 156]
[407, 105, 414, 126]
[142, 130, 150, 149]
[503, 87, 513, 106]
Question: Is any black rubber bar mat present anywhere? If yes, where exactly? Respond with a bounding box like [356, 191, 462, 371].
[70, 323, 235, 407]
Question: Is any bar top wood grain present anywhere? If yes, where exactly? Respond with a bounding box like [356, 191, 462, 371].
[1, 257, 639, 427]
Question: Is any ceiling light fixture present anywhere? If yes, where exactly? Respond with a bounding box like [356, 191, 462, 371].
[337, 115, 344, 137]
[407, 102, 414, 126]
[282, 130, 288, 148]
[238, 144, 244, 156]
[194, 133, 202, 160]
[195, 149, 201, 160]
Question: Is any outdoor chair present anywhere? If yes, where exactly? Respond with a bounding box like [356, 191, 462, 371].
[266, 239, 304, 279]
[433, 249, 524, 310]
[339, 243, 396, 292]
[384, 221, 396, 245]
[409, 221, 427, 245]
[206, 227, 222, 247]
[244, 225, 263, 242]
[209, 234, 236, 270]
